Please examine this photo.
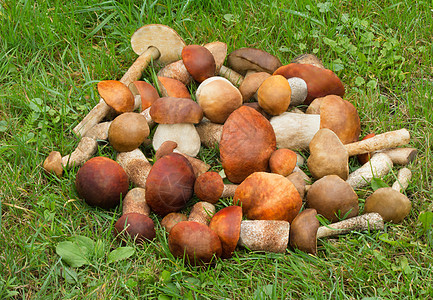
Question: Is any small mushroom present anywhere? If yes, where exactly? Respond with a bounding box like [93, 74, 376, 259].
[269, 149, 298, 177]
[157, 76, 191, 98]
[97, 80, 135, 114]
[194, 171, 238, 204]
[161, 212, 188, 233]
[114, 213, 156, 243]
[182, 45, 216, 83]
[75, 156, 129, 209]
[257, 75, 292, 116]
[108, 112, 150, 152]
[209, 206, 242, 258]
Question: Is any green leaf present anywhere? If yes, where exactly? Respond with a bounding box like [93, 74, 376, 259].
[354, 76, 365, 86]
[107, 247, 135, 264]
[160, 270, 172, 283]
[418, 211, 433, 234]
[56, 241, 89, 267]
[371, 177, 389, 191]
[71, 235, 95, 256]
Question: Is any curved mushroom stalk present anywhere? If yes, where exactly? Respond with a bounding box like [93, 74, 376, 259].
[316, 213, 384, 238]
[116, 148, 152, 188]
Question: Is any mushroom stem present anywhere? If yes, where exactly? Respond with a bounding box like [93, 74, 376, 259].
[346, 153, 394, 189]
[219, 65, 244, 86]
[221, 184, 238, 198]
[196, 119, 223, 148]
[237, 220, 290, 253]
[316, 213, 384, 239]
[73, 47, 160, 137]
[391, 167, 412, 192]
[116, 148, 152, 188]
[61, 137, 98, 168]
[122, 187, 150, 216]
[188, 202, 216, 225]
[379, 147, 417, 165]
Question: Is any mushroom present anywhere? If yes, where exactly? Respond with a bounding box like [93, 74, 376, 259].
[150, 97, 203, 157]
[145, 153, 195, 216]
[220, 106, 276, 183]
[209, 206, 242, 258]
[238, 72, 270, 102]
[195, 77, 243, 124]
[257, 75, 292, 116]
[129, 81, 160, 111]
[273, 63, 344, 105]
[97, 80, 135, 114]
[364, 167, 412, 223]
[168, 221, 222, 265]
[122, 187, 150, 216]
[75, 156, 129, 209]
[73, 24, 186, 137]
[161, 212, 188, 233]
[233, 172, 302, 223]
[188, 201, 216, 225]
[291, 53, 325, 69]
[108, 112, 150, 152]
[157, 60, 192, 86]
[157, 76, 191, 98]
[308, 128, 410, 180]
[227, 48, 282, 76]
[194, 171, 238, 204]
[116, 148, 152, 188]
[306, 175, 359, 222]
[182, 45, 216, 83]
[269, 148, 298, 177]
[114, 212, 156, 243]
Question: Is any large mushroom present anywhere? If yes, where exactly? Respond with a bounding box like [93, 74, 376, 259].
[227, 48, 282, 76]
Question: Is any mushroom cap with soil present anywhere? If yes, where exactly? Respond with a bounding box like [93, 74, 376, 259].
[108, 112, 150, 152]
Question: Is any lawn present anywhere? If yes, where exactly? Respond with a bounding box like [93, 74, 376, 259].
[0, 0, 432, 299]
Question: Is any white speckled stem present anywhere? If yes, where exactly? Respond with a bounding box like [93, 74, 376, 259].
[221, 184, 238, 198]
[346, 153, 393, 189]
[391, 167, 412, 192]
[116, 148, 152, 188]
[238, 220, 290, 253]
[316, 213, 384, 239]
[188, 202, 216, 225]
[61, 137, 98, 168]
[219, 65, 244, 86]
[122, 187, 150, 216]
[196, 119, 223, 148]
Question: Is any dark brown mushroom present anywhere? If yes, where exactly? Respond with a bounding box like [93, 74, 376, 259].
[182, 45, 216, 83]
[228, 48, 282, 75]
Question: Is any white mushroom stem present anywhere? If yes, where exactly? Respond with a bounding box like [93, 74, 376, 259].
[196, 119, 223, 148]
[153, 123, 201, 157]
[270, 112, 321, 150]
[122, 187, 150, 216]
[73, 47, 160, 137]
[219, 65, 244, 86]
[316, 213, 384, 239]
[61, 137, 98, 168]
[116, 148, 152, 188]
[238, 220, 290, 253]
[391, 167, 412, 192]
[377, 147, 417, 165]
[346, 153, 393, 189]
[188, 202, 216, 225]
[345, 129, 410, 156]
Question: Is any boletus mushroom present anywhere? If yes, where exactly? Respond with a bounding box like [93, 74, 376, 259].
[108, 112, 150, 152]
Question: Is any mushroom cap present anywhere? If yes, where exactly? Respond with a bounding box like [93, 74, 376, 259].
[129, 81, 159, 111]
[152, 123, 201, 157]
[150, 97, 203, 124]
[114, 213, 156, 243]
[286, 171, 306, 199]
[257, 75, 292, 116]
[161, 212, 188, 233]
[131, 24, 185, 65]
[145, 153, 195, 216]
[168, 221, 222, 265]
[291, 53, 325, 69]
[182, 45, 216, 83]
[43, 151, 63, 177]
[75, 156, 129, 209]
[154, 140, 178, 161]
[157, 76, 191, 98]
[98, 80, 135, 114]
[238, 72, 271, 102]
[273, 63, 344, 105]
[108, 112, 150, 152]
[307, 128, 349, 180]
[233, 172, 302, 223]
[203, 41, 228, 73]
[157, 60, 192, 86]
[364, 187, 411, 223]
[289, 208, 319, 255]
[209, 206, 243, 258]
[220, 106, 276, 183]
[269, 148, 298, 177]
[306, 95, 361, 144]
[194, 172, 225, 204]
[228, 48, 282, 75]
[306, 175, 359, 222]
[242, 102, 272, 120]
[196, 77, 243, 124]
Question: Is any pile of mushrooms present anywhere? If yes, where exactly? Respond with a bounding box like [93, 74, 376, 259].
[42, 24, 417, 265]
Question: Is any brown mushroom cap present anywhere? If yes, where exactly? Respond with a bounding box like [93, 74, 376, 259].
[306, 95, 361, 144]
[306, 175, 359, 222]
[209, 206, 242, 258]
[157, 76, 191, 98]
[194, 172, 224, 204]
[98, 80, 135, 113]
[238, 72, 271, 102]
[257, 75, 292, 116]
[108, 112, 150, 152]
[307, 128, 349, 180]
[43, 151, 63, 177]
[161, 212, 188, 233]
[129, 81, 159, 111]
[228, 48, 282, 75]
[203, 41, 228, 73]
[364, 187, 411, 223]
[154, 141, 178, 161]
[289, 208, 319, 255]
[291, 53, 325, 69]
[149, 97, 203, 124]
[234, 172, 302, 223]
[269, 148, 298, 177]
[168, 221, 222, 265]
[114, 213, 156, 243]
[273, 63, 344, 105]
[75, 156, 129, 209]
[196, 77, 243, 124]
[220, 106, 277, 183]
[145, 153, 195, 216]
[182, 45, 216, 83]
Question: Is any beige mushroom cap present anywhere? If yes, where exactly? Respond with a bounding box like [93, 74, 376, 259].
[364, 187, 411, 223]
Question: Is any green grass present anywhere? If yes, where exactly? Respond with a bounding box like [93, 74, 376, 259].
[1, 0, 432, 298]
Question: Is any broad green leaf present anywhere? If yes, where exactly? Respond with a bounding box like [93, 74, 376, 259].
[371, 177, 389, 191]
[418, 211, 433, 234]
[160, 270, 172, 283]
[71, 235, 95, 256]
[56, 241, 89, 267]
[107, 247, 135, 264]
